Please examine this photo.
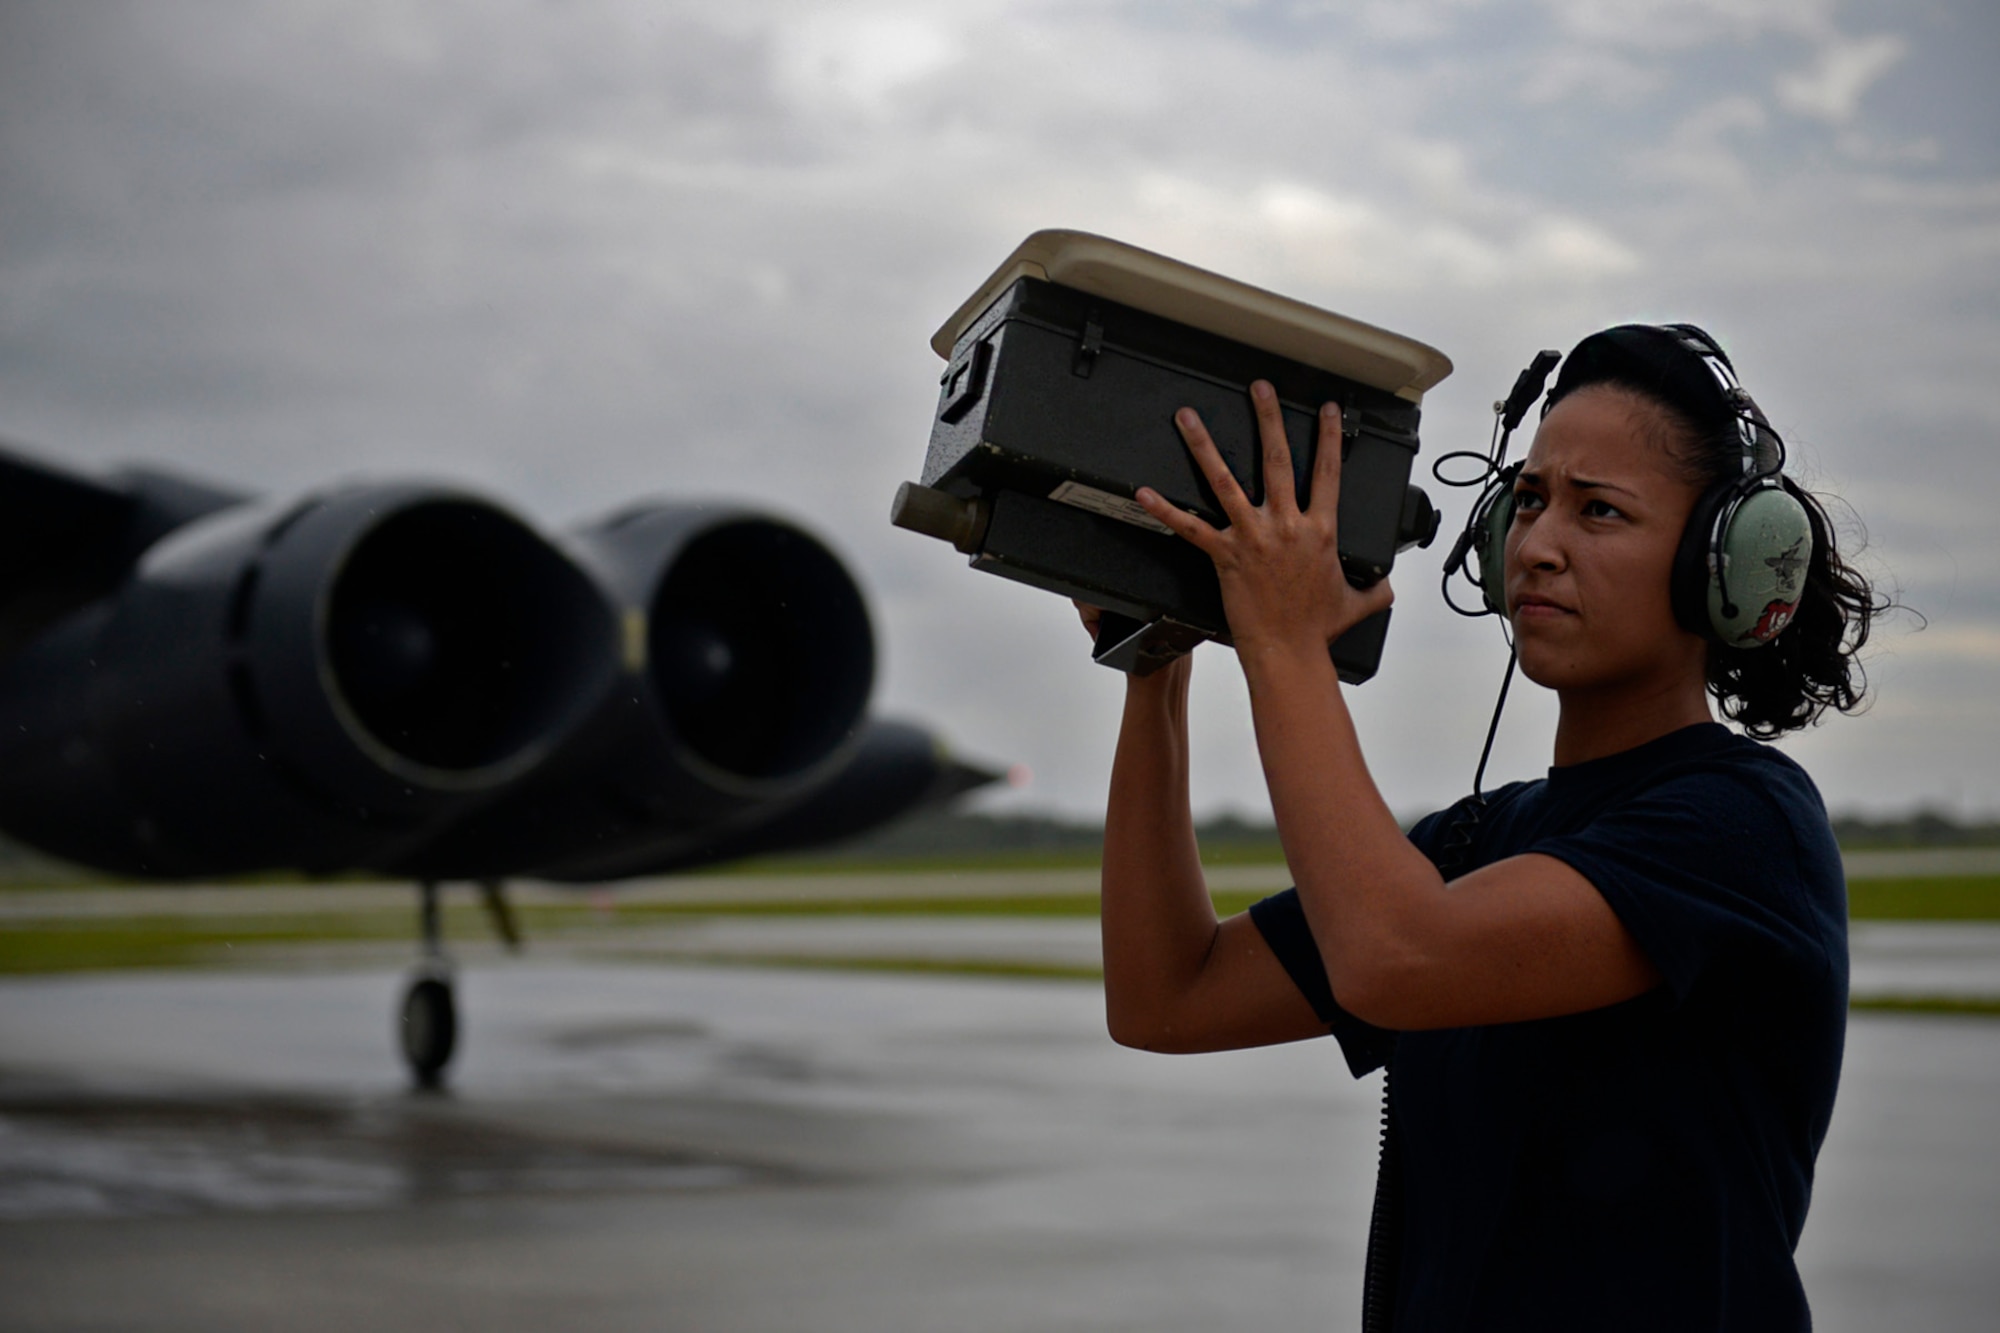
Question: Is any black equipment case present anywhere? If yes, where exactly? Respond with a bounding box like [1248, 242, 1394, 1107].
[892, 230, 1452, 681]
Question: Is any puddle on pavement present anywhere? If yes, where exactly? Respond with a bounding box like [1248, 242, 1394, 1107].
[0, 1091, 772, 1220]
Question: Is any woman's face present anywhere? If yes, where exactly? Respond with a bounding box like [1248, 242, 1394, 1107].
[1504, 386, 1708, 698]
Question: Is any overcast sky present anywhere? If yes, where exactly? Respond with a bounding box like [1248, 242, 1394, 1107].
[2, 0, 1994, 824]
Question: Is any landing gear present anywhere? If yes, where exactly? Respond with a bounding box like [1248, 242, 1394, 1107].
[400, 967, 457, 1090]
[399, 880, 456, 1091]
[397, 878, 522, 1090]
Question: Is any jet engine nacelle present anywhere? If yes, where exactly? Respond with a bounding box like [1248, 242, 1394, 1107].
[0, 443, 974, 887]
[0, 484, 617, 876]
[577, 502, 876, 798]
[391, 503, 878, 881]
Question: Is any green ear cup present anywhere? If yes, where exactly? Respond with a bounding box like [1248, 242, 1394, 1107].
[1471, 464, 1519, 617]
[1707, 485, 1814, 646]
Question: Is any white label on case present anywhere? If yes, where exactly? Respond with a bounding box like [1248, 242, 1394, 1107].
[1048, 481, 1176, 536]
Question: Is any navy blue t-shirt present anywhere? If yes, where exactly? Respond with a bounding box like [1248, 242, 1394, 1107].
[1250, 722, 1848, 1331]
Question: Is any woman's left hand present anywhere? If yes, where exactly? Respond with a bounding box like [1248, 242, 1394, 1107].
[1135, 380, 1394, 665]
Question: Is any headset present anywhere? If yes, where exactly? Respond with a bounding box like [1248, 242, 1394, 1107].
[1424, 325, 1816, 865]
[1440, 323, 1813, 649]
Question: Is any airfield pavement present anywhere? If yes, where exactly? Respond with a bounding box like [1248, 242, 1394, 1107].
[0, 868, 1995, 1331]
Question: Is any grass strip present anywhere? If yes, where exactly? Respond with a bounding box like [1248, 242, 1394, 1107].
[607, 952, 1105, 983]
[0, 907, 517, 974]
[0, 912, 424, 974]
[3, 878, 1998, 978]
[1845, 876, 2000, 921]
[600, 890, 1266, 920]
[590, 880, 2000, 923]
[8, 915, 2000, 1020]
[1849, 994, 2000, 1017]
[715, 843, 1287, 876]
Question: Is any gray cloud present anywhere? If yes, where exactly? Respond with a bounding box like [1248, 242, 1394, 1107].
[1, 0, 1992, 821]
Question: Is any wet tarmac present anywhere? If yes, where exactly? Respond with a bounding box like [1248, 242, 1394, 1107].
[0, 955, 1995, 1331]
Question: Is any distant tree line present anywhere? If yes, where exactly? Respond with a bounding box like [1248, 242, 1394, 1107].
[817, 807, 2000, 862]
[826, 808, 1283, 859]
[1, 808, 1997, 883]
[1828, 811, 2000, 849]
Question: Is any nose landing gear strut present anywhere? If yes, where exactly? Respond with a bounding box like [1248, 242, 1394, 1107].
[397, 879, 521, 1089]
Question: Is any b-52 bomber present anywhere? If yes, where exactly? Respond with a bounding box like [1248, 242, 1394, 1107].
[0, 442, 995, 1085]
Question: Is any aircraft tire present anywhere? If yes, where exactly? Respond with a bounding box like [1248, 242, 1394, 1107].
[399, 974, 457, 1089]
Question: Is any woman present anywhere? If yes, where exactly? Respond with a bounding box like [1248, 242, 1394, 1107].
[1087, 324, 1874, 1330]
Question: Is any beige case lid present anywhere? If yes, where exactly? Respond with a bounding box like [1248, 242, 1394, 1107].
[931, 229, 1453, 403]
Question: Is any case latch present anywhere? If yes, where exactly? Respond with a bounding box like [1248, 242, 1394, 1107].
[1072, 311, 1105, 378]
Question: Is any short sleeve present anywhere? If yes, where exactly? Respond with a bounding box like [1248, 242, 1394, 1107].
[1249, 887, 1397, 1076]
[1534, 768, 1841, 1006]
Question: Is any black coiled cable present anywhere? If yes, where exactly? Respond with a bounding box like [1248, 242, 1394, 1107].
[1361, 352, 1552, 1331]
[1359, 647, 1518, 1333]
[1359, 1071, 1405, 1333]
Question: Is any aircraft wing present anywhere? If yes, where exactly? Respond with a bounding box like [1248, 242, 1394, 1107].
[0, 444, 243, 658]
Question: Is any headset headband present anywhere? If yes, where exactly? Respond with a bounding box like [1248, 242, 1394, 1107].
[1662, 324, 1784, 477]
[1547, 322, 1786, 478]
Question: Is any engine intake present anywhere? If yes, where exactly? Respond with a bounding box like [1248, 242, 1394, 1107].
[325, 501, 607, 777]
[386, 504, 878, 880]
[649, 519, 873, 783]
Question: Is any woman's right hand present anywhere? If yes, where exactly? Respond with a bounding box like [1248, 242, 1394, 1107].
[1076, 599, 1195, 696]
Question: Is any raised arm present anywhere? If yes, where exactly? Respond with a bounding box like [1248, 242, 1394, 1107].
[1088, 609, 1327, 1053]
[1134, 385, 1660, 1032]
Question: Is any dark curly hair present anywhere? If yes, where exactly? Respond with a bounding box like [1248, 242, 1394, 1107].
[1545, 325, 1882, 739]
